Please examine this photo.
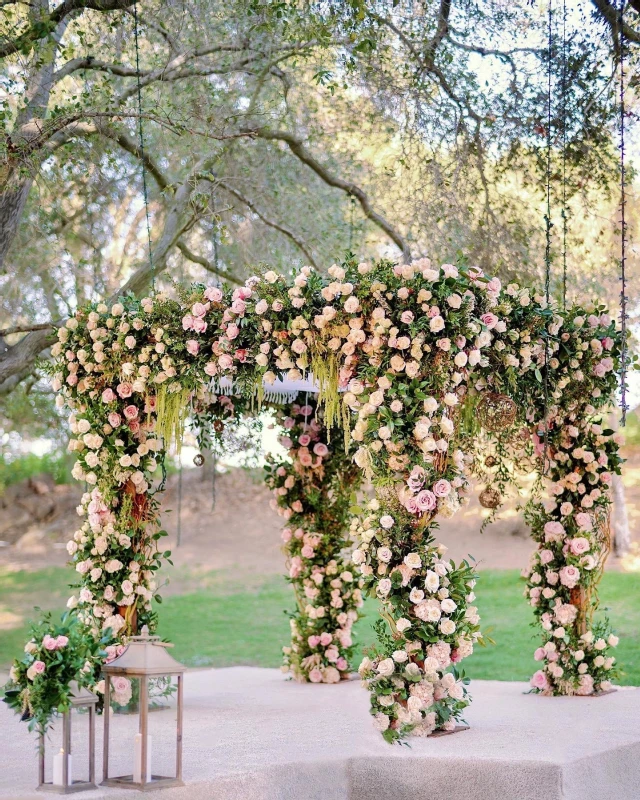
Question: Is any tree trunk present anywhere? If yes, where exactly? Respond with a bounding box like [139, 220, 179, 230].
[611, 472, 631, 557]
[0, 181, 32, 271]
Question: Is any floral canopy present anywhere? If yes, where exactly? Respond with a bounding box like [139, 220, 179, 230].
[47, 256, 624, 742]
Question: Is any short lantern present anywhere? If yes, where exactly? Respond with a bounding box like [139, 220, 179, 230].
[101, 627, 185, 790]
[38, 681, 97, 794]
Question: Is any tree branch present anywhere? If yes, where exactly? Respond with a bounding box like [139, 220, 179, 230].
[0, 0, 135, 60]
[246, 128, 411, 262]
[0, 322, 59, 337]
[208, 176, 318, 268]
[175, 241, 243, 285]
[591, 0, 640, 45]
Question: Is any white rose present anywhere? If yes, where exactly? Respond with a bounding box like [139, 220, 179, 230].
[377, 658, 395, 677]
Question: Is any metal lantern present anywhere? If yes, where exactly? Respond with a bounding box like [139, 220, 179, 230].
[38, 682, 97, 794]
[476, 392, 517, 432]
[102, 627, 185, 791]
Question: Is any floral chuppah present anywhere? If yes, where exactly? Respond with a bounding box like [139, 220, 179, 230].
[20, 256, 622, 743]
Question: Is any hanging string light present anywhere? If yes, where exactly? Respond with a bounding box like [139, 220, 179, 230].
[561, 0, 568, 310]
[541, 0, 554, 475]
[132, 0, 155, 288]
[618, 0, 629, 426]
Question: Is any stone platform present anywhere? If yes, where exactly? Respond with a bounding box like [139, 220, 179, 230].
[1, 667, 639, 800]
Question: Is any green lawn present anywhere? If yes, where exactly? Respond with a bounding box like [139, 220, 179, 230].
[1, 568, 638, 684]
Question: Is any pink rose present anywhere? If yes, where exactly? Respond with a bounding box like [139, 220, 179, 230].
[186, 339, 199, 356]
[192, 317, 207, 333]
[102, 388, 116, 403]
[226, 324, 239, 340]
[123, 405, 138, 420]
[480, 312, 498, 329]
[602, 337, 614, 350]
[56, 635, 69, 648]
[231, 299, 246, 315]
[432, 479, 451, 497]
[308, 635, 321, 648]
[299, 434, 311, 446]
[534, 647, 546, 661]
[192, 302, 207, 318]
[43, 635, 58, 651]
[116, 382, 133, 399]
[544, 521, 565, 542]
[308, 668, 323, 683]
[530, 669, 548, 690]
[416, 489, 437, 511]
[313, 442, 329, 457]
[108, 412, 122, 428]
[182, 314, 194, 331]
[593, 363, 606, 378]
[301, 544, 314, 558]
[336, 657, 348, 671]
[320, 632, 333, 646]
[400, 310, 414, 324]
[128, 420, 140, 434]
[559, 565, 580, 588]
[234, 349, 248, 362]
[33, 660, 46, 675]
[204, 287, 223, 303]
[218, 354, 234, 370]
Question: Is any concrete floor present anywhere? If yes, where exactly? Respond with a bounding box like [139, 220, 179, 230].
[1, 667, 639, 800]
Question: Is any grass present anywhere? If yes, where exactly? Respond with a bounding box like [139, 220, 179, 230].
[1, 567, 638, 684]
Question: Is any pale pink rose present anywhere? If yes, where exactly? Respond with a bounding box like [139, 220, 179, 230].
[299, 434, 311, 446]
[544, 521, 565, 542]
[226, 323, 239, 340]
[569, 537, 590, 555]
[530, 669, 548, 690]
[255, 299, 268, 314]
[575, 512, 593, 531]
[108, 412, 122, 428]
[539, 549, 554, 565]
[116, 382, 133, 398]
[123, 404, 138, 420]
[102, 388, 116, 403]
[320, 632, 333, 646]
[301, 544, 314, 558]
[480, 312, 498, 329]
[231, 299, 246, 315]
[576, 674, 594, 696]
[33, 660, 46, 675]
[559, 565, 580, 589]
[312, 442, 329, 458]
[186, 339, 199, 355]
[534, 647, 546, 661]
[380, 515, 394, 529]
[432, 479, 451, 497]
[56, 635, 69, 648]
[204, 287, 223, 303]
[309, 668, 323, 683]
[192, 317, 207, 333]
[218, 354, 234, 370]
[308, 635, 321, 648]
[43, 635, 58, 651]
[336, 657, 348, 671]
[593, 363, 606, 378]
[192, 302, 207, 318]
[182, 313, 194, 330]
[400, 310, 414, 324]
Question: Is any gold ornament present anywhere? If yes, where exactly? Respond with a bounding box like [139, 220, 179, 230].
[479, 486, 501, 509]
[476, 392, 517, 432]
[193, 453, 205, 467]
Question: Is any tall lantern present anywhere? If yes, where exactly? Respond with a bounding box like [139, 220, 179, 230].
[38, 682, 97, 794]
[101, 627, 185, 790]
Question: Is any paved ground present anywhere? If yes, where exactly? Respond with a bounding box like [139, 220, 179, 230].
[1, 668, 639, 800]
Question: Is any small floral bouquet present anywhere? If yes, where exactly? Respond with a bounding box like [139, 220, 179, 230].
[2, 612, 109, 735]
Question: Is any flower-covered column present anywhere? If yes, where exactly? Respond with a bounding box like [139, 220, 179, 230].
[266, 400, 363, 683]
[524, 413, 622, 695]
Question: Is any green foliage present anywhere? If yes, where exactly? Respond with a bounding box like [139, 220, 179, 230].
[0, 452, 73, 494]
[2, 612, 109, 736]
